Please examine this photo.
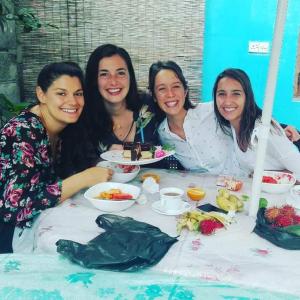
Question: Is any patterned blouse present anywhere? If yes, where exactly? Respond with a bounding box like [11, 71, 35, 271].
[0, 110, 62, 228]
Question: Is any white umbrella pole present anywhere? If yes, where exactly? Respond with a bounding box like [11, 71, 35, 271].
[249, 0, 288, 217]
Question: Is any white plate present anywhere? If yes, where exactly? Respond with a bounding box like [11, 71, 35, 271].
[100, 149, 175, 166]
[286, 196, 300, 210]
[151, 200, 191, 216]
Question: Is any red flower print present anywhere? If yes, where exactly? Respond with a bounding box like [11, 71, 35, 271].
[18, 142, 35, 168]
[2, 125, 16, 137]
[47, 184, 60, 196]
[16, 206, 33, 222]
[30, 173, 40, 185]
[6, 188, 23, 207]
[39, 145, 49, 162]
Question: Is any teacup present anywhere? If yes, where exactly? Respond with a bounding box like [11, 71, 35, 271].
[160, 187, 184, 211]
[290, 185, 300, 202]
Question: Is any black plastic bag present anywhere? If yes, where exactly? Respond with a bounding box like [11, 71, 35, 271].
[56, 214, 178, 271]
[253, 208, 300, 250]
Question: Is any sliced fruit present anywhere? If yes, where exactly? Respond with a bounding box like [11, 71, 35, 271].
[187, 187, 206, 201]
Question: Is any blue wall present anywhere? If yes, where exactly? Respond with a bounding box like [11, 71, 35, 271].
[202, 0, 300, 128]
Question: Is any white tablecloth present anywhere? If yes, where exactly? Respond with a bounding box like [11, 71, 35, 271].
[31, 169, 300, 296]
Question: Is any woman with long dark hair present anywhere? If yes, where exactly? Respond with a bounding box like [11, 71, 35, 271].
[83, 44, 158, 154]
[0, 62, 112, 253]
[213, 68, 300, 179]
[148, 60, 235, 174]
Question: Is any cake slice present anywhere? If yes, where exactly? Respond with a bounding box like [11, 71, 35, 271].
[123, 142, 154, 160]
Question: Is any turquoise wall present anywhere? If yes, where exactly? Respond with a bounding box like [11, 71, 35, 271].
[202, 0, 300, 128]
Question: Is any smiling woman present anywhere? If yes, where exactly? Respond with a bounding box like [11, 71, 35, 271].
[82, 44, 159, 156]
[213, 68, 300, 180]
[0, 62, 112, 253]
[148, 60, 236, 175]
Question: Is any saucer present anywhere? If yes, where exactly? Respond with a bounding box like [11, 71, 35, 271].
[151, 200, 191, 216]
[286, 196, 300, 210]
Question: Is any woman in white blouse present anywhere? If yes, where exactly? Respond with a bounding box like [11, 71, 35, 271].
[148, 61, 236, 175]
[213, 68, 300, 180]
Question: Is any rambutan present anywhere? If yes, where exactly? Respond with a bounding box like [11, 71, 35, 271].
[274, 215, 294, 227]
[199, 219, 224, 235]
[280, 205, 296, 217]
[265, 207, 281, 223]
[293, 215, 300, 225]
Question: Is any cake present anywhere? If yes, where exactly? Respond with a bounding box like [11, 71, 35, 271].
[123, 142, 154, 161]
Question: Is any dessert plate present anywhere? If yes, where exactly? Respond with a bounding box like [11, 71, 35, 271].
[100, 149, 175, 166]
[151, 200, 191, 216]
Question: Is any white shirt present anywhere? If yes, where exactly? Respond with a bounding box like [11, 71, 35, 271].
[229, 120, 300, 180]
[158, 102, 235, 175]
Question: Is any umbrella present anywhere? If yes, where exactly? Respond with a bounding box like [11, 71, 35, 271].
[249, 0, 289, 217]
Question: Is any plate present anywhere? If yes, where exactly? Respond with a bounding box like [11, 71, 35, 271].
[151, 200, 191, 216]
[100, 149, 175, 166]
[286, 196, 300, 210]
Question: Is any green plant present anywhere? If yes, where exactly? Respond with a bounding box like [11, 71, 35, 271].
[0, 0, 58, 32]
[0, 94, 30, 127]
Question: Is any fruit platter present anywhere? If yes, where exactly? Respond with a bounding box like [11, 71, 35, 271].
[261, 171, 296, 194]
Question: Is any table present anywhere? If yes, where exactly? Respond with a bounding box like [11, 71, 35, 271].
[10, 169, 300, 297]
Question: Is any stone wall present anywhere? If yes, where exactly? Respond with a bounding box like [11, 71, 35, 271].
[0, 0, 21, 103]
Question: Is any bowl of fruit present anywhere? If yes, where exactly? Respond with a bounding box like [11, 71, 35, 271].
[261, 171, 296, 194]
[84, 182, 141, 212]
[97, 161, 140, 183]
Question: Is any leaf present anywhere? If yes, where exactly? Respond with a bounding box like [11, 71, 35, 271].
[162, 144, 175, 151]
[277, 225, 300, 237]
[259, 197, 268, 208]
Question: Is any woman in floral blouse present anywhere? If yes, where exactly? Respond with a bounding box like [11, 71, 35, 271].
[0, 62, 112, 253]
[82, 44, 159, 154]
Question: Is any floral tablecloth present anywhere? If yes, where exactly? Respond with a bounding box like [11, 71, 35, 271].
[15, 169, 300, 298]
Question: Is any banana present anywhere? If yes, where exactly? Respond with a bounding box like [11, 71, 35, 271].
[218, 188, 230, 199]
[186, 218, 199, 231]
[176, 217, 188, 233]
[188, 210, 211, 222]
[216, 195, 237, 212]
[205, 211, 233, 226]
[177, 205, 235, 233]
[216, 189, 244, 212]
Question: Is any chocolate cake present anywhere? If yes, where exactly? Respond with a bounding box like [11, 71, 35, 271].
[123, 142, 154, 161]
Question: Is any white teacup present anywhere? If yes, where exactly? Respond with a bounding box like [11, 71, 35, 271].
[290, 185, 300, 201]
[160, 187, 184, 211]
